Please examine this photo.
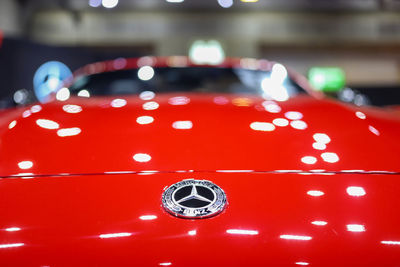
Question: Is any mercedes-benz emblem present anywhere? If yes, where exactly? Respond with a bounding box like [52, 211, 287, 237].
[162, 179, 227, 219]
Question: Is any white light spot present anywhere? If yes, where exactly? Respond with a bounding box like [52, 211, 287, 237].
[63, 104, 82, 114]
[99, 232, 131, 239]
[8, 120, 17, 129]
[321, 152, 339, 163]
[22, 110, 32, 118]
[368, 125, 380, 136]
[18, 161, 33, 170]
[133, 153, 151, 163]
[273, 118, 289, 127]
[36, 119, 59, 130]
[346, 186, 366, 197]
[218, 0, 233, 8]
[30, 105, 42, 113]
[111, 98, 127, 108]
[78, 90, 90, 98]
[271, 63, 288, 83]
[301, 156, 317, 165]
[290, 120, 307, 130]
[295, 262, 309, 266]
[5, 227, 21, 232]
[226, 229, 259, 235]
[159, 263, 172, 266]
[139, 91, 155, 100]
[168, 96, 190, 105]
[139, 215, 157, 220]
[56, 88, 70, 101]
[346, 224, 365, 232]
[312, 142, 326, 150]
[0, 243, 24, 249]
[307, 190, 324, 197]
[102, 0, 118, 8]
[172, 121, 193, 130]
[262, 101, 281, 113]
[381, 240, 400, 245]
[137, 66, 155, 81]
[311, 221, 327, 226]
[57, 128, 81, 137]
[143, 101, 159, 110]
[355, 111, 366, 119]
[313, 133, 331, 144]
[261, 78, 289, 101]
[188, 230, 197, 236]
[280, 234, 312, 241]
[285, 111, 303, 120]
[250, 122, 275, 132]
[136, 116, 154, 125]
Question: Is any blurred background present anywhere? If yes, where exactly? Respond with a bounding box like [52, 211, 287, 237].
[0, 0, 400, 107]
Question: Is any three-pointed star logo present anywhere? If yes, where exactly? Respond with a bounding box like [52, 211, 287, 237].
[176, 185, 213, 205]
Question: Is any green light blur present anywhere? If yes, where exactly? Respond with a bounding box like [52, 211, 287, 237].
[308, 67, 346, 92]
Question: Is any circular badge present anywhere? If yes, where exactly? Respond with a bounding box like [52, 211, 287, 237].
[162, 179, 227, 219]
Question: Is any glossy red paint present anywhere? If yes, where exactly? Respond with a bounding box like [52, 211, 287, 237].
[1, 57, 400, 266]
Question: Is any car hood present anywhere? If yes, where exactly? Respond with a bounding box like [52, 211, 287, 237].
[0, 171, 400, 266]
[0, 93, 400, 177]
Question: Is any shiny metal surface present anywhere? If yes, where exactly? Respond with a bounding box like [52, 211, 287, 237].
[0, 58, 400, 266]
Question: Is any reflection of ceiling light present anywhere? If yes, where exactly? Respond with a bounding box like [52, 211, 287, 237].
[99, 232, 131, 239]
[36, 119, 60, 130]
[133, 153, 151, 163]
[295, 262, 309, 266]
[250, 122, 275, 132]
[311, 221, 327, 226]
[18, 161, 33, 170]
[8, 120, 17, 129]
[139, 91, 155, 100]
[78, 90, 90, 98]
[57, 128, 82, 137]
[0, 243, 24, 249]
[111, 98, 127, 108]
[5, 227, 21, 232]
[188, 230, 197, 236]
[313, 133, 331, 144]
[56, 88, 70, 101]
[137, 116, 154, 125]
[301, 156, 317, 165]
[172, 121, 193, 130]
[280, 234, 312, 241]
[166, 0, 184, 2]
[346, 186, 366, 197]
[321, 152, 339, 163]
[285, 111, 303, 120]
[139, 215, 157, 220]
[346, 224, 365, 232]
[226, 229, 259, 235]
[307, 190, 324, 197]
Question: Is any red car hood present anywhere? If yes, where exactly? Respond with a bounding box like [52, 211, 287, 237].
[1, 94, 400, 266]
[1, 171, 400, 266]
[0, 93, 399, 176]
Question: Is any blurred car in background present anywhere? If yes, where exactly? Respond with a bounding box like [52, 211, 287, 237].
[0, 57, 400, 266]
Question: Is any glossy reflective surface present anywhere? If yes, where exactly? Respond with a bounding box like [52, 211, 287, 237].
[0, 172, 400, 266]
[0, 93, 400, 176]
[1, 58, 400, 266]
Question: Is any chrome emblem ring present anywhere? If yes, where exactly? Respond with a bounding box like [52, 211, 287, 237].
[162, 179, 227, 219]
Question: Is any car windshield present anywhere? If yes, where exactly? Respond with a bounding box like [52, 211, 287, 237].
[69, 67, 306, 100]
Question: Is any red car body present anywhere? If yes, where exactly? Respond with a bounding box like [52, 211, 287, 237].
[0, 57, 400, 266]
